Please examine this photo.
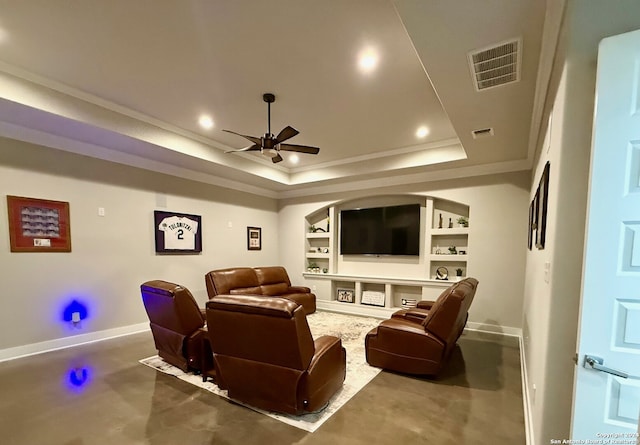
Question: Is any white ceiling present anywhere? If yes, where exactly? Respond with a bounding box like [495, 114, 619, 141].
[0, 0, 555, 198]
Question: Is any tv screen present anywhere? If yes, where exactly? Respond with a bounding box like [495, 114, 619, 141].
[340, 204, 420, 255]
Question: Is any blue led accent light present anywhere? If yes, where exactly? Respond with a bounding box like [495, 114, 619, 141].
[62, 300, 88, 323]
[64, 366, 92, 393]
[69, 367, 88, 386]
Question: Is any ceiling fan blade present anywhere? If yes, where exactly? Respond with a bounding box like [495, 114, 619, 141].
[222, 129, 262, 146]
[224, 144, 261, 153]
[274, 126, 299, 144]
[279, 143, 320, 155]
[272, 154, 284, 163]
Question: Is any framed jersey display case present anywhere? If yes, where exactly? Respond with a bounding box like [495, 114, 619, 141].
[154, 210, 202, 254]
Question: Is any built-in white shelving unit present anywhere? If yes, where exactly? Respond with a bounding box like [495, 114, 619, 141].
[303, 196, 470, 315]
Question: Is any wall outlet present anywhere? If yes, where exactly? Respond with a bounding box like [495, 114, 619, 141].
[98, 207, 105, 217]
[544, 261, 551, 283]
[532, 383, 537, 404]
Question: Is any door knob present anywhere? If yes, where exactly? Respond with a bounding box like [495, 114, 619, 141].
[583, 355, 628, 378]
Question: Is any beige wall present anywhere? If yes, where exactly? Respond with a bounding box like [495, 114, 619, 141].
[0, 138, 279, 351]
[278, 171, 530, 332]
[522, 1, 640, 443]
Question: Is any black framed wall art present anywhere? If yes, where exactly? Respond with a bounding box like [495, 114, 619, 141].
[154, 210, 202, 254]
[247, 226, 261, 250]
[535, 162, 550, 249]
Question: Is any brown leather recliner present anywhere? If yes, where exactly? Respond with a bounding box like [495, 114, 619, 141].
[204, 266, 316, 314]
[365, 278, 478, 376]
[206, 294, 345, 415]
[140, 280, 212, 373]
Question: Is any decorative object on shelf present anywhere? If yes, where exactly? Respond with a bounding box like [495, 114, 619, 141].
[438, 213, 443, 229]
[154, 210, 202, 254]
[535, 161, 550, 250]
[458, 250, 466, 255]
[435, 245, 442, 254]
[361, 290, 385, 307]
[435, 266, 449, 280]
[322, 248, 329, 253]
[448, 218, 453, 228]
[336, 288, 355, 303]
[448, 246, 457, 254]
[456, 268, 463, 277]
[309, 225, 316, 233]
[401, 298, 417, 309]
[247, 226, 262, 250]
[307, 262, 319, 273]
[457, 216, 469, 227]
[7, 195, 72, 252]
[317, 247, 323, 252]
[308, 248, 316, 253]
[322, 268, 328, 274]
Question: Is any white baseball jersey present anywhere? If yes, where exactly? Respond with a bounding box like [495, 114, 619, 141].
[158, 216, 199, 250]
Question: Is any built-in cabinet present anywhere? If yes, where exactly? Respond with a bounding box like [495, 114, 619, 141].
[303, 196, 470, 315]
[428, 198, 470, 281]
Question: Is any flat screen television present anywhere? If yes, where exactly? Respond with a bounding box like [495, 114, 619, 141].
[339, 204, 420, 256]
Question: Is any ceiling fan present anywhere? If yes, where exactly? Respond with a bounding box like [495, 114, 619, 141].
[223, 93, 320, 164]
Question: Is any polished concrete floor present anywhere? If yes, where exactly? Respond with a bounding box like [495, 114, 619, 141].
[0, 327, 525, 444]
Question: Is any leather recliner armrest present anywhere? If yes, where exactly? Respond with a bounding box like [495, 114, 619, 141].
[288, 285, 312, 293]
[416, 300, 436, 310]
[370, 318, 445, 355]
[308, 335, 345, 375]
[391, 308, 429, 324]
[303, 335, 346, 411]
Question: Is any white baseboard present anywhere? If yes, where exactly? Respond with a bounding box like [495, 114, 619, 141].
[465, 321, 522, 337]
[519, 335, 535, 445]
[0, 322, 150, 363]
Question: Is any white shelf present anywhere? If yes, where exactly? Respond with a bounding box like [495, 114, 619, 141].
[306, 253, 330, 259]
[302, 273, 453, 287]
[430, 254, 468, 261]
[431, 227, 469, 235]
[306, 232, 330, 239]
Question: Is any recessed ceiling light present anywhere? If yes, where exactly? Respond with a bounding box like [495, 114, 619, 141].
[358, 48, 379, 73]
[416, 126, 429, 138]
[198, 115, 214, 130]
[289, 154, 299, 164]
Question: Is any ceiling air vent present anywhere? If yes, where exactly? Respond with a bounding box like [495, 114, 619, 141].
[471, 128, 494, 139]
[468, 38, 521, 91]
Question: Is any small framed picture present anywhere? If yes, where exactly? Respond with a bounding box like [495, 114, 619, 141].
[7, 195, 71, 252]
[247, 226, 262, 250]
[336, 288, 354, 303]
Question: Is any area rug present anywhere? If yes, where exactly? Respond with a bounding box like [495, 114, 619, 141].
[139, 311, 382, 432]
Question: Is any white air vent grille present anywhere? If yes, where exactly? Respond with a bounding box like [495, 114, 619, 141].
[472, 128, 494, 139]
[468, 38, 521, 91]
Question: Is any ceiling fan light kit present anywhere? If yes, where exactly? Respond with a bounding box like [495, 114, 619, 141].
[223, 93, 320, 164]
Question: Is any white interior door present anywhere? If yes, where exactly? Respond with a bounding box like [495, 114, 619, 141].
[572, 29, 640, 440]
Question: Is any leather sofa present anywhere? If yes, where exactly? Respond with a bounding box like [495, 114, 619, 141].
[140, 280, 213, 374]
[204, 266, 316, 314]
[205, 294, 346, 415]
[365, 278, 478, 376]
